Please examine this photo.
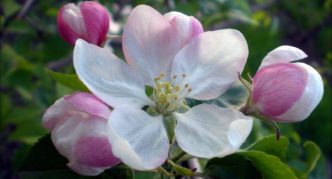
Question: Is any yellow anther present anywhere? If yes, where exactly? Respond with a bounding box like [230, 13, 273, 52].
[151, 73, 191, 115]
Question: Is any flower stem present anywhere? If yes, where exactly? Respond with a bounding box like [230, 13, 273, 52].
[157, 167, 173, 177]
[171, 150, 187, 163]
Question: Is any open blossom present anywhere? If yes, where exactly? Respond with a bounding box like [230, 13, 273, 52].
[73, 5, 253, 170]
[57, 1, 110, 46]
[42, 92, 120, 176]
[251, 46, 324, 122]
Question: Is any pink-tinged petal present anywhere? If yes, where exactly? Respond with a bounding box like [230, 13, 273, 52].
[164, 11, 203, 47]
[252, 63, 308, 117]
[171, 29, 248, 100]
[63, 92, 111, 119]
[42, 97, 71, 131]
[122, 5, 181, 83]
[52, 115, 120, 176]
[42, 92, 111, 131]
[74, 39, 152, 108]
[68, 135, 121, 176]
[57, 2, 110, 46]
[57, 3, 86, 45]
[108, 105, 169, 170]
[73, 136, 120, 167]
[80, 1, 110, 46]
[275, 63, 324, 122]
[174, 104, 253, 158]
[259, 46, 307, 69]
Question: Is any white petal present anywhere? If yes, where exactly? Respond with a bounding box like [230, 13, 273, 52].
[73, 39, 152, 108]
[259, 46, 307, 69]
[171, 29, 248, 100]
[174, 104, 253, 158]
[164, 11, 203, 47]
[108, 105, 169, 170]
[122, 5, 181, 83]
[276, 62, 324, 122]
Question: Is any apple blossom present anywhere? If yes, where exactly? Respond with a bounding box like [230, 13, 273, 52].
[250, 46, 324, 122]
[42, 92, 120, 176]
[57, 1, 110, 46]
[73, 5, 253, 170]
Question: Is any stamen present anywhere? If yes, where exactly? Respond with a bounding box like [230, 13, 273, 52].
[150, 73, 191, 115]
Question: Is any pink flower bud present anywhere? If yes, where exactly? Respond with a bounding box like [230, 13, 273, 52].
[251, 46, 324, 122]
[42, 92, 120, 176]
[57, 1, 110, 46]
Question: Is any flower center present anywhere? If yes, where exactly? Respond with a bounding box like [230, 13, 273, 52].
[149, 73, 191, 115]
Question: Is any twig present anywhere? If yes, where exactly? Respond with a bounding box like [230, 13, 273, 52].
[17, 0, 35, 19]
[47, 54, 72, 71]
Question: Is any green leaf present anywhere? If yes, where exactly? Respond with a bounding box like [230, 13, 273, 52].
[103, 165, 134, 179]
[19, 170, 90, 179]
[20, 134, 68, 172]
[45, 69, 89, 92]
[303, 141, 321, 176]
[2, 44, 34, 71]
[290, 141, 322, 179]
[19, 134, 85, 178]
[238, 151, 297, 179]
[133, 171, 159, 179]
[20, 135, 133, 179]
[205, 154, 261, 179]
[247, 135, 289, 160]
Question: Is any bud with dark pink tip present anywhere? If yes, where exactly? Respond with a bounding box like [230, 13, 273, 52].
[42, 92, 120, 176]
[251, 46, 324, 122]
[57, 1, 110, 46]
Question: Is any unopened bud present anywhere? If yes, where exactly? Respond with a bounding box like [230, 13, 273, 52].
[57, 1, 110, 46]
[251, 46, 323, 122]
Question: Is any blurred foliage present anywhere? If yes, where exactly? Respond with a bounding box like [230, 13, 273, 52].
[1, 0, 331, 178]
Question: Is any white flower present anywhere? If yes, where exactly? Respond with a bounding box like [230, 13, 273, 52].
[73, 5, 253, 170]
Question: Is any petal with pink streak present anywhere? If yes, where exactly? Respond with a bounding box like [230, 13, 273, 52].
[259, 46, 307, 69]
[252, 63, 308, 117]
[164, 11, 203, 47]
[73, 136, 120, 167]
[42, 92, 111, 131]
[80, 1, 110, 46]
[57, 3, 86, 45]
[64, 92, 111, 119]
[275, 63, 324, 122]
[51, 112, 120, 176]
[122, 5, 181, 83]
